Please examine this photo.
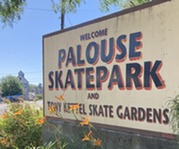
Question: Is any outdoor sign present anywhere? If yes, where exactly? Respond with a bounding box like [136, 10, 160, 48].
[43, 0, 178, 137]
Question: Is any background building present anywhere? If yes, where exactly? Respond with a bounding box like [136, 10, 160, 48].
[17, 71, 29, 100]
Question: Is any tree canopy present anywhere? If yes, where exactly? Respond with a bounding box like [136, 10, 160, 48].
[0, 0, 150, 27]
[0, 75, 23, 97]
[121, 0, 150, 8]
[0, 0, 26, 27]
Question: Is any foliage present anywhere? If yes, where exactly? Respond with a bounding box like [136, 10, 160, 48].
[0, 102, 44, 149]
[120, 0, 150, 8]
[2, 98, 12, 104]
[46, 93, 104, 149]
[29, 84, 38, 93]
[0, 75, 23, 97]
[44, 121, 103, 149]
[0, 0, 26, 27]
[99, 0, 121, 12]
[24, 141, 58, 149]
[34, 94, 43, 101]
[0, 0, 151, 27]
[169, 95, 179, 136]
[3, 97, 24, 103]
[51, 0, 84, 14]
[98, 0, 149, 12]
[51, 0, 150, 13]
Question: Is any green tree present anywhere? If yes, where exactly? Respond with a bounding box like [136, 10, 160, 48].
[51, 0, 150, 13]
[0, 0, 26, 27]
[29, 84, 38, 93]
[0, 0, 150, 27]
[0, 75, 23, 97]
[120, 0, 150, 8]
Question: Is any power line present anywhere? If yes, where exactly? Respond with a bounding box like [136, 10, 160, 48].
[26, 7, 74, 29]
[25, 71, 42, 74]
[66, 14, 73, 26]
[0, 71, 42, 76]
[25, 7, 53, 12]
[28, 78, 42, 80]
[3, 48, 41, 71]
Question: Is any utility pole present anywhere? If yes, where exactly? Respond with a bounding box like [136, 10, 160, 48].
[61, 0, 65, 30]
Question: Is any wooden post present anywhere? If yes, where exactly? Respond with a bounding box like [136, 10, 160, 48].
[61, 0, 65, 30]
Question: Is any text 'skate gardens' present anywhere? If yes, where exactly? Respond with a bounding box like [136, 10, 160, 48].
[48, 29, 165, 91]
[47, 101, 169, 125]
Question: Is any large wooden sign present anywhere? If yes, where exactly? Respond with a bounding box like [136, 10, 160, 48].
[43, 0, 178, 137]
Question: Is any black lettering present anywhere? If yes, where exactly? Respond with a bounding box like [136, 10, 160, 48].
[131, 107, 137, 120]
[64, 70, 75, 89]
[55, 71, 63, 89]
[163, 109, 169, 125]
[86, 67, 95, 90]
[153, 108, 162, 124]
[126, 63, 142, 90]
[48, 71, 54, 90]
[146, 108, 152, 123]
[108, 65, 124, 90]
[116, 105, 123, 119]
[75, 68, 84, 89]
[144, 61, 165, 89]
[124, 107, 130, 120]
[96, 66, 108, 90]
[138, 107, 145, 121]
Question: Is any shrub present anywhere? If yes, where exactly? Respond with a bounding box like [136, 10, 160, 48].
[0, 93, 104, 149]
[169, 95, 179, 137]
[34, 94, 43, 101]
[0, 102, 44, 149]
[0, 75, 23, 97]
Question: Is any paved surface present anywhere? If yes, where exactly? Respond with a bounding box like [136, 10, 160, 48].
[0, 100, 43, 115]
[0, 103, 8, 115]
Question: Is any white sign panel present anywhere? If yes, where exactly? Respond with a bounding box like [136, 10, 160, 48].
[43, 0, 179, 136]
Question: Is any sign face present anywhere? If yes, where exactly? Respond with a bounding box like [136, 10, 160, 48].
[43, 0, 179, 136]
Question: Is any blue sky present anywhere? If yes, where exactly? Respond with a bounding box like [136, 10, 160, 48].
[0, 0, 120, 85]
